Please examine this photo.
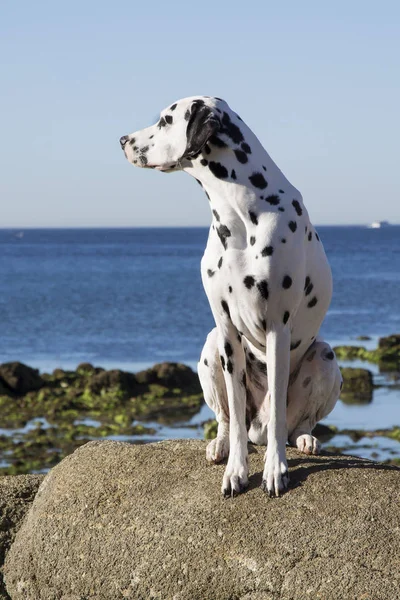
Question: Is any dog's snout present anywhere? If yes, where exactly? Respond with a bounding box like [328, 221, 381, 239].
[119, 135, 129, 148]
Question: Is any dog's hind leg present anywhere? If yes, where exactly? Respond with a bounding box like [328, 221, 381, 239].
[198, 328, 230, 463]
[286, 339, 342, 455]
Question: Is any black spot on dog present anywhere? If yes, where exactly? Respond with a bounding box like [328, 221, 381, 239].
[261, 245, 274, 257]
[316, 232, 320, 241]
[283, 311, 290, 324]
[279, 189, 285, 193]
[217, 225, 231, 249]
[303, 376, 311, 387]
[249, 172, 268, 189]
[282, 275, 292, 289]
[250, 236, 256, 246]
[256, 360, 267, 373]
[209, 161, 229, 179]
[305, 226, 308, 234]
[248, 352, 255, 361]
[139, 155, 148, 166]
[234, 149, 248, 164]
[241, 142, 251, 154]
[207, 269, 215, 278]
[165, 115, 173, 125]
[290, 340, 301, 351]
[324, 351, 334, 360]
[244, 275, 255, 289]
[308, 297, 318, 308]
[307, 350, 316, 362]
[257, 280, 269, 300]
[249, 211, 258, 225]
[278, 207, 285, 212]
[237, 332, 242, 343]
[231, 169, 237, 180]
[221, 299, 230, 318]
[209, 135, 227, 148]
[261, 318, 267, 331]
[265, 194, 280, 205]
[204, 144, 211, 155]
[281, 238, 286, 243]
[262, 165, 267, 171]
[308, 231, 312, 241]
[221, 111, 244, 144]
[304, 276, 310, 290]
[169, 103, 177, 111]
[158, 117, 167, 128]
[227, 359, 234, 374]
[184, 110, 191, 121]
[203, 358, 208, 366]
[129, 138, 136, 145]
[218, 256, 223, 269]
[212, 209, 220, 222]
[195, 178, 203, 187]
[220, 355, 225, 370]
[242, 371, 247, 386]
[141, 146, 149, 153]
[289, 221, 297, 233]
[225, 341, 233, 357]
[200, 158, 208, 166]
[292, 199, 302, 216]
[228, 285, 232, 293]
[305, 282, 314, 296]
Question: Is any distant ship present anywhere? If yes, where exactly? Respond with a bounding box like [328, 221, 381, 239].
[369, 221, 391, 229]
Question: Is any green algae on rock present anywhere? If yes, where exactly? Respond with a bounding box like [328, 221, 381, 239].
[0, 362, 203, 476]
[334, 333, 400, 371]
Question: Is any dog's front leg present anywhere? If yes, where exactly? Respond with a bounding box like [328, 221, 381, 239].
[217, 323, 248, 498]
[262, 325, 290, 497]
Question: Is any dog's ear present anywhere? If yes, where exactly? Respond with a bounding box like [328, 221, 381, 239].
[183, 102, 220, 158]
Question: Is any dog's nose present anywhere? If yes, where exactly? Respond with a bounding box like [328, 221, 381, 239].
[119, 135, 129, 148]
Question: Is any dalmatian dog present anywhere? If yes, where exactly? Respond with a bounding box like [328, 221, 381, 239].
[120, 96, 342, 498]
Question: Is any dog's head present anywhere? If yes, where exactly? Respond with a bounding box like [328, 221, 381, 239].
[120, 96, 231, 172]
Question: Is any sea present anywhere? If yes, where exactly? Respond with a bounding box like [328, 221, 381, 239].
[1, 226, 400, 462]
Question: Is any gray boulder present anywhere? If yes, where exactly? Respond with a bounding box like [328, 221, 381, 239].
[4, 440, 400, 600]
[0, 475, 44, 600]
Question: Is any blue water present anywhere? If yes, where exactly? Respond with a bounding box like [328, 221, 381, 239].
[1, 226, 399, 372]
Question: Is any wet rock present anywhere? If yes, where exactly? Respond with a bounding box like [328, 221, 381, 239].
[0, 474, 44, 599]
[0, 363, 44, 396]
[86, 369, 139, 398]
[136, 362, 200, 392]
[4, 440, 400, 600]
[76, 362, 96, 374]
[340, 367, 373, 404]
[356, 335, 371, 341]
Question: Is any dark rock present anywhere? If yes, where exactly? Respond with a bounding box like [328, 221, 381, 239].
[378, 334, 400, 350]
[0, 474, 44, 599]
[4, 440, 400, 600]
[76, 362, 96, 374]
[86, 369, 139, 397]
[0, 363, 44, 396]
[340, 367, 373, 404]
[135, 362, 201, 391]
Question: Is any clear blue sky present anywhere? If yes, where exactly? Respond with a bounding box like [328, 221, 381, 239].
[1, 1, 399, 227]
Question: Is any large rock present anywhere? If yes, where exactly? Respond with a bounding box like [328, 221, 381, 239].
[0, 475, 44, 600]
[0, 363, 44, 396]
[4, 440, 400, 600]
[340, 367, 374, 403]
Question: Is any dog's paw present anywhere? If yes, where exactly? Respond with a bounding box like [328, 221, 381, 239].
[261, 446, 289, 497]
[295, 434, 320, 455]
[221, 456, 248, 498]
[206, 435, 229, 463]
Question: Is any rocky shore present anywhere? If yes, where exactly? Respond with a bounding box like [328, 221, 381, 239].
[0, 333, 400, 475]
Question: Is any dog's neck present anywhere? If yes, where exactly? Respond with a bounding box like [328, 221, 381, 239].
[184, 145, 296, 239]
